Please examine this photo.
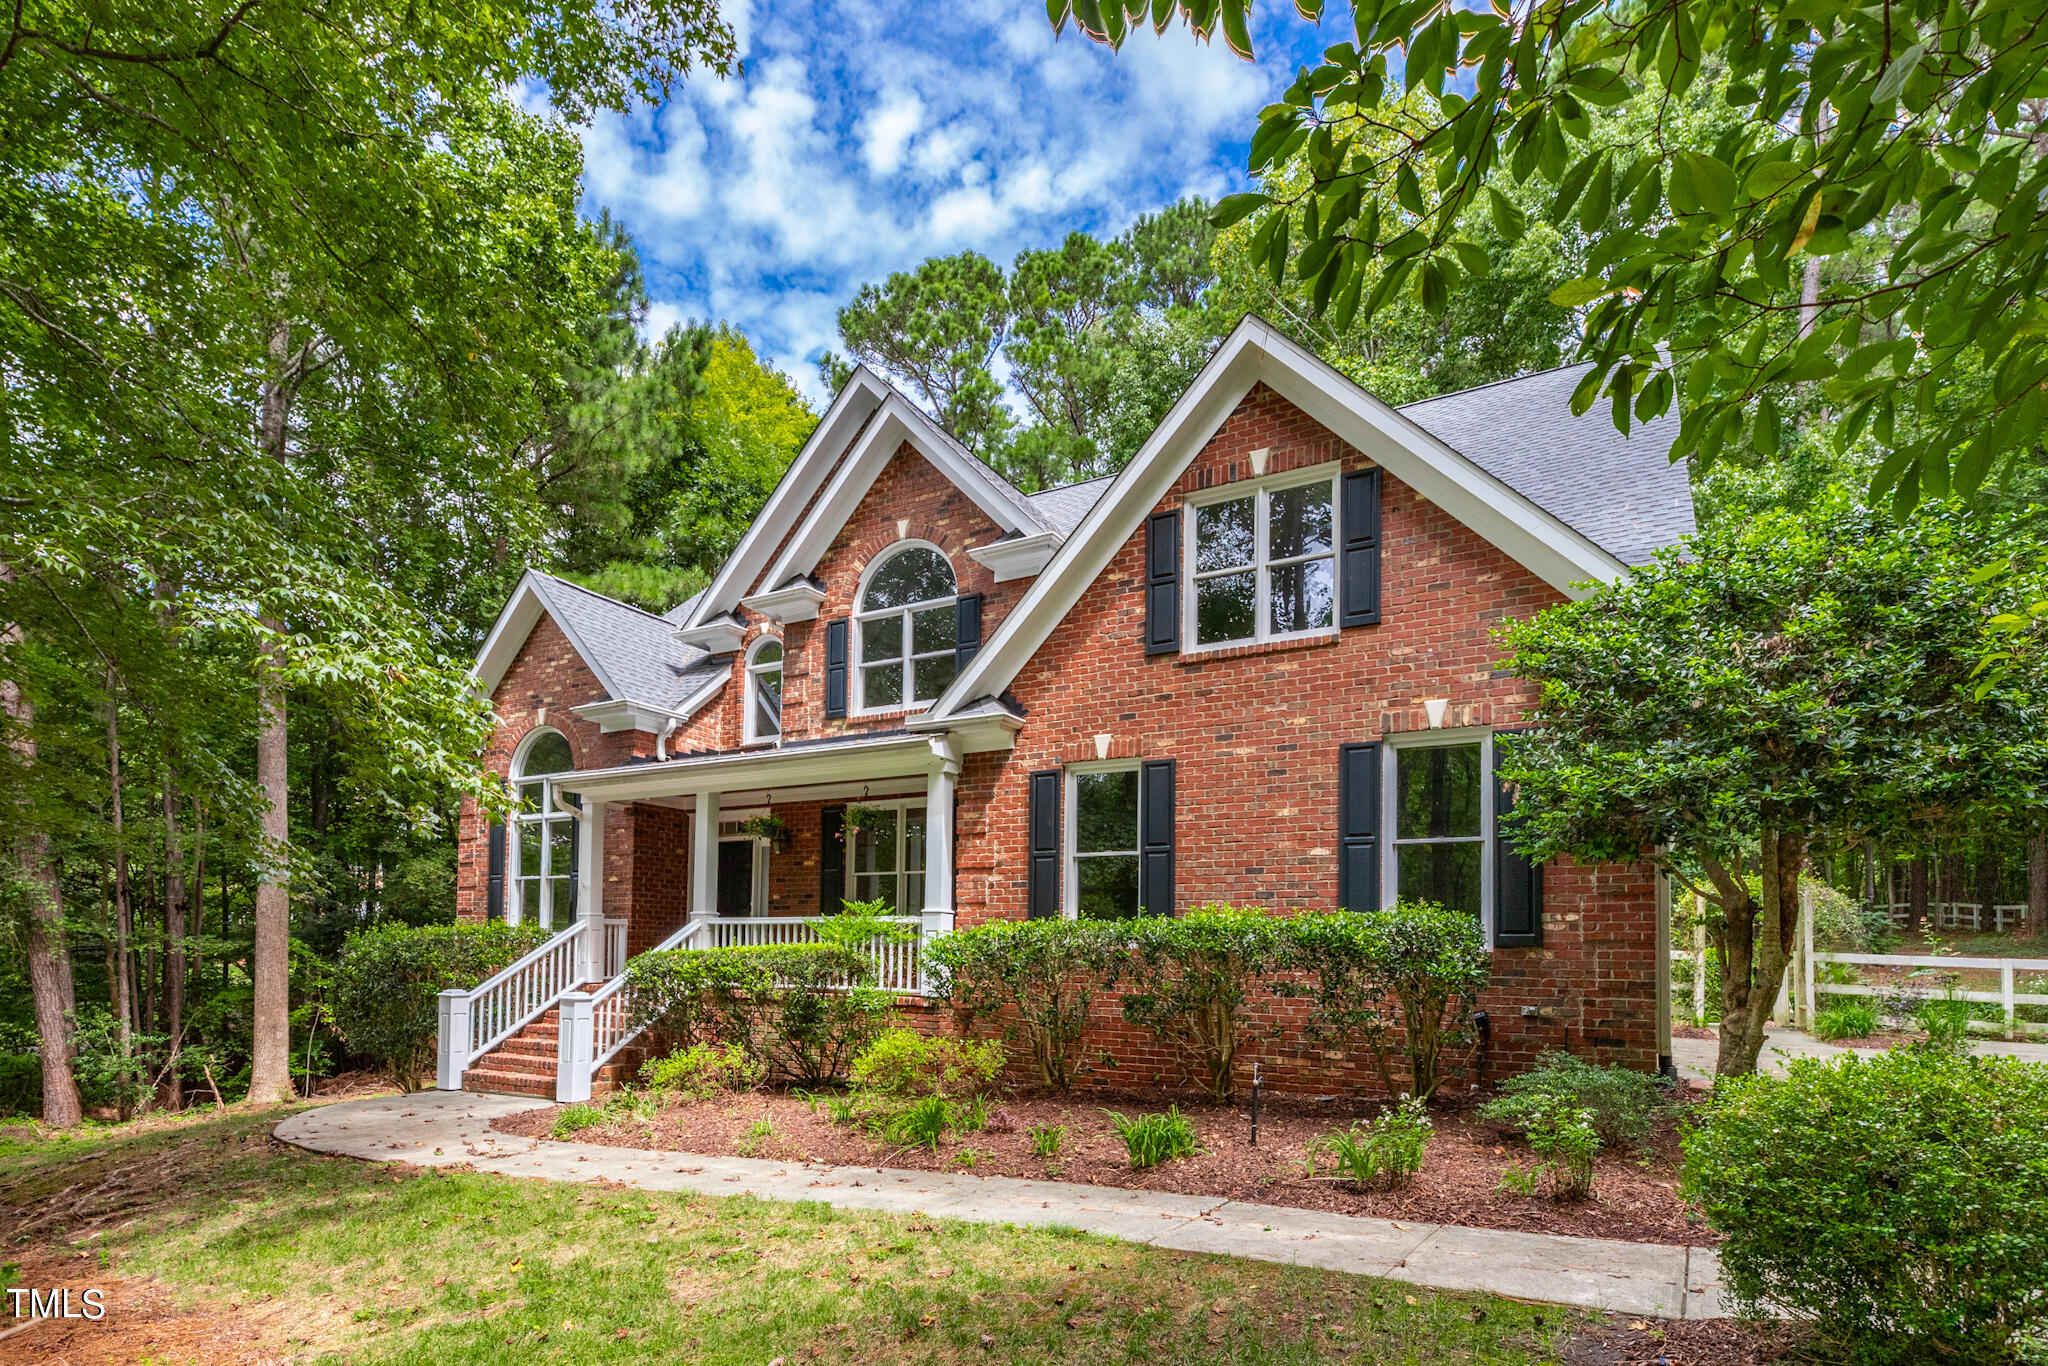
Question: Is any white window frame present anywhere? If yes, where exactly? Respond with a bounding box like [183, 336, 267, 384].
[742, 635, 784, 746]
[844, 797, 929, 912]
[1182, 461, 1341, 652]
[1062, 759, 1142, 922]
[852, 541, 957, 716]
[507, 727, 577, 929]
[1381, 727, 1494, 939]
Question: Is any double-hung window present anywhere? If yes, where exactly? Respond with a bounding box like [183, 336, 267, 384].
[1187, 467, 1338, 648]
[1066, 765, 1142, 919]
[1382, 732, 1492, 923]
[856, 544, 956, 712]
[509, 728, 577, 927]
[744, 638, 783, 744]
[848, 802, 927, 911]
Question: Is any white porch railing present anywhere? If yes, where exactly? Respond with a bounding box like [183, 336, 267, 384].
[674, 915, 926, 995]
[603, 917, 628, 978]
[436, 920, 587, 1091]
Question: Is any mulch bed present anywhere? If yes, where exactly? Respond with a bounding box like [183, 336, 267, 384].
[492, 1087, 1713, 1247]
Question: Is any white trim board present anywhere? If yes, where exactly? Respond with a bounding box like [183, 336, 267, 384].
[927, 316, 1633, 724]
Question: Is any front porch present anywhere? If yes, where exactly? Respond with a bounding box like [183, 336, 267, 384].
[439, 731, 988, 1101]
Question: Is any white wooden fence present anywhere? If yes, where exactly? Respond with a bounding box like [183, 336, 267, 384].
[1877, 900, 2028, 934]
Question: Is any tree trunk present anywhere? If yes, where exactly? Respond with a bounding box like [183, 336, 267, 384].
[189, 801, 206, 998]
[246, 320, 298, 1106]
[1711, 830, 1806, 1077]
[3, 574, 83, 1126]
[1909, 857, 1929, 933]
[162, 778, 187, 1110]
[246, 626, 295, 1104]
[2028, 835, 2047, 941]
[106, 674, 137, 1119]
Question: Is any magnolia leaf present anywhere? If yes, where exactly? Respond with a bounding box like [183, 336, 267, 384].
[1745, 160, 1810, 200]
[1785, 190, 1823, 258]
[1683, 152, 1736, 215]
[1872, 43, 1926, 104]
[1549, 277, 1611, 307]
[1209, 193, 1271, 229]
[1220, 0, 1254, 58]
[1488, 187, 1527, 240]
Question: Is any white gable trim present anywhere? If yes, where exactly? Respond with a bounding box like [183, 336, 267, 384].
[758, 395, 1048, 593]
[676, 369, 890, 636]
[473, 571, 625, 701]
[927, 316, 1630, 723]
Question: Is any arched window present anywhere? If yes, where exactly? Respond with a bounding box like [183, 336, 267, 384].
[745, 637, 784, 744]
[509, 728, 577, 927]
[856, 544, 956, 712]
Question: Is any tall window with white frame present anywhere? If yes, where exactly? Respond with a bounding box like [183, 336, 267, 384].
[509, 729, 577, 928]
[856, 545, 956, 712]
[1188, 469, 1338, 648]
[848, 802, 926, 911]
[1069, 766, 1142, 919]
[744, 637, 783, 744]
[1386, 736, 1488, 919]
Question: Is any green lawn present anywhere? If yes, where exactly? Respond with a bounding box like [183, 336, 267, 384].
[0, 1105, 1635, 1364]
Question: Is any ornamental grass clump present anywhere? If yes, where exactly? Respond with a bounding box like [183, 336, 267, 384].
[1811, 999, 1880, 1042]
[1304, 1099, 1432, 1189]
[1682, 1048, 2048, 1361]
[1104, 1107, 1201, 1169]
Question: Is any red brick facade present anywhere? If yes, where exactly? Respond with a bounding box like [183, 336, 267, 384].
[460, 384, 1665, 1089]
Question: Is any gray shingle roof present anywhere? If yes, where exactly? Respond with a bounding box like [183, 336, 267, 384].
[1025, 475, 1115, 536]
[1398, 363, 1694, 567]
[529, 574, 727, 710]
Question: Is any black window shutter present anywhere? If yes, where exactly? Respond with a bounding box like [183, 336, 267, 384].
[820, 805, 846, 914]
[1143, 510, 1181, 655]
[1339, 467, 1383, 628]
[954, 592, 983, 673]
[1139, 758, 1176, 915]
[1493, 732, 1543, 947]
[486, 822, 506, 921]
[1336, 742, 1381, 912]
[1027, 770, 1061, 919]
[824, 617, 850, 719]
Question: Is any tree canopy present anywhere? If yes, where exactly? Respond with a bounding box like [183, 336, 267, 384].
[1059, 0, 2048, 511]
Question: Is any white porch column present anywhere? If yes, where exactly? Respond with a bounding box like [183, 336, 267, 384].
[572, 798, 607, 985]
[690, 790, 720, 920]
[921, 739, 960, 955]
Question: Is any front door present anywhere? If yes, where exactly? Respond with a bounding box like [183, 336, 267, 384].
[717, 839, 756, 916]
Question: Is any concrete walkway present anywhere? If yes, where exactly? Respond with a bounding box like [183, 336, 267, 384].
[1671, 1026, 2048, 1081]
[275, 1091, 1725, 1321]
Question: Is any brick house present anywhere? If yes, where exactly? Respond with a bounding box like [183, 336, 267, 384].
[440, 317, 1694, 1100]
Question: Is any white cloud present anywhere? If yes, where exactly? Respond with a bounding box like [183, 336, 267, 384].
[859, 91, 925, 174]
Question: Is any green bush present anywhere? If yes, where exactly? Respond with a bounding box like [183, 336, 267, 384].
[1118, 905, 1285, 1099]
[849, 1029, 1004, 1100]
[0, 1024, 41, 1118]
[1304, 1099, 1432, 1189]
[328, 921, 551, 1091]
[1812, 999, 1880, 1042]
[551, 1101, 610, 1139]
[924, 918, 1118, 1090]
[1682, 1049, 2048, 1360]
[1104, 1107, 1202, 1168]
[1476, 1052, 1669, 1147]
[1527, 1102, 1599, 1203]
[625, 942, 887, 1086]
[643, 1043, 764, 1102]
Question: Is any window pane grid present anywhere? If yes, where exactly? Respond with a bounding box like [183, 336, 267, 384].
[1189, 476, 1338, 648]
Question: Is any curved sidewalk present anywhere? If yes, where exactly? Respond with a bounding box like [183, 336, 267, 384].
[276, 1091, 1726, 1321]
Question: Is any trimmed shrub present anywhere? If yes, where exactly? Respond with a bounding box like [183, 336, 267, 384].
[923, 918, 1118, 1089]
[1304, 1099, 1432, 1189]
[1117, 905, 1285, 1099]
[1283, 903, 1489, 1101]
[329, 921, 551, 1091]
[1812, 999, 1880, 1042]
[624, 942, 887, 1086]
[1682, 1049, 2048, 1360]
[1527, 1102, 1599, 1202]
[1104, 1107, 1201, 1168]
[643, 1043, 764, 1101]
[1476, 1051, 1669, 1147]
[850, 1029, 1003, 1100]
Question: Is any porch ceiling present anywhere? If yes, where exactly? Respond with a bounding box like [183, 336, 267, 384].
[552, 733, 952, 804]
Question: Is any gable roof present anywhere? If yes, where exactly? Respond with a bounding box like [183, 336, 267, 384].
[474, 571, 727, 724]
[1399, 364, 1689, 567]
[919, 315, 1693, 727]
[1025, 475, 1116, 536]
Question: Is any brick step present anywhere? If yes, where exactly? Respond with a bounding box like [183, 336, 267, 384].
[494, 1037, 557, 1059]
[463, 1067, 556, 1097]
[478, 1052, 553, 1076]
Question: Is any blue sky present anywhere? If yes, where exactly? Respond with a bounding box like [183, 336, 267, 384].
[577, 0, 1329, 402]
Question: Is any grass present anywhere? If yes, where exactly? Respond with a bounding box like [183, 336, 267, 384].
[0, 1106, 1624, 1365]
[1104, 1107, 1202, 1169]
[1812, 999, 1880, 1041]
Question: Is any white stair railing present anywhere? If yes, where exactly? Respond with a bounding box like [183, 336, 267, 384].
[677, 916, 925, 994]
[436, 920, 587, 1091]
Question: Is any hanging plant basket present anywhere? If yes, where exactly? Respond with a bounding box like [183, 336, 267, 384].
[739, 813, 791, 852]
[839, 803, 888, 839]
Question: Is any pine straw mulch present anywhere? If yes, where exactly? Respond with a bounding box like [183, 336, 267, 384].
[0, 1250, 300, 1366]
[492, 1087, 1715, 1247]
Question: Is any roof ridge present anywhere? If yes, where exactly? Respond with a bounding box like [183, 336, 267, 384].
[1027, 473, 1117, 497]
[1396, 358, 1591, 410]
